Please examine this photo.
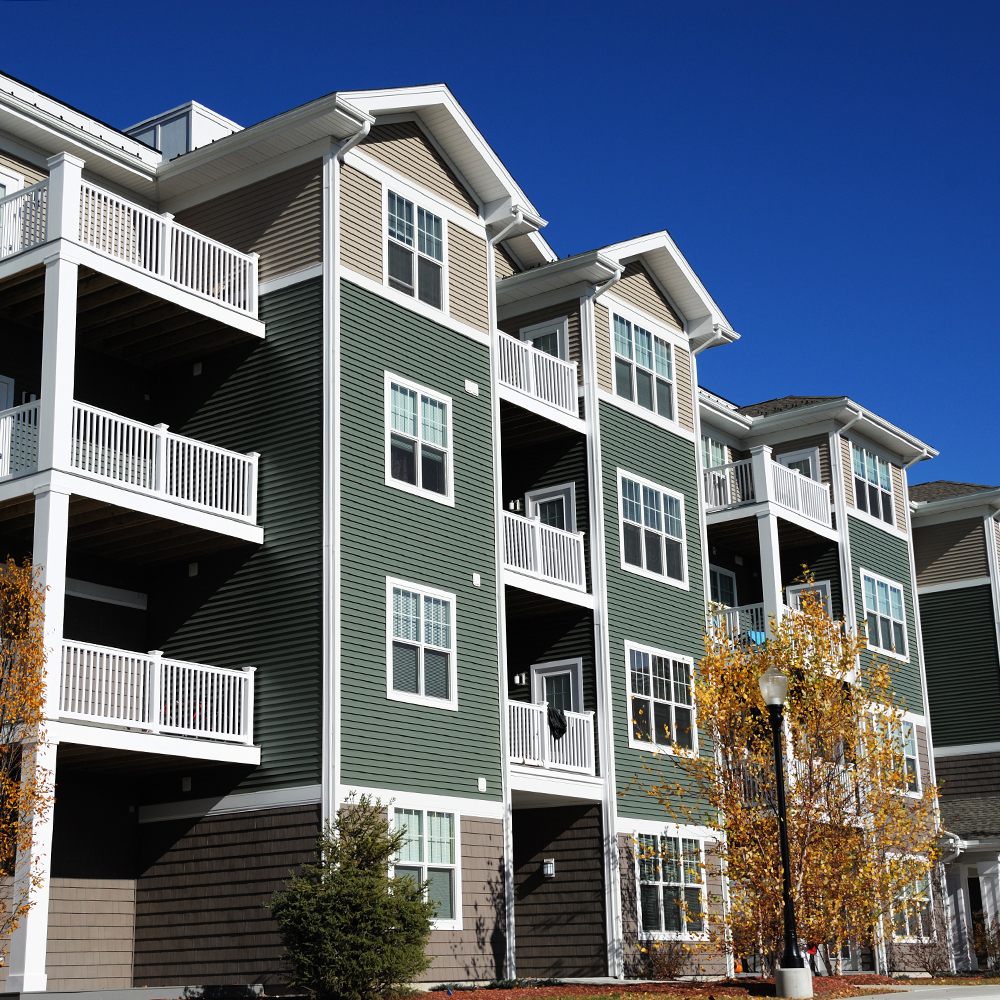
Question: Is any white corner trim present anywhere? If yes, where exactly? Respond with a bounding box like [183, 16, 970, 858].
[917, 576, 993, 596]
[259, 264, 324, 297]
[137, 783, 323, 824]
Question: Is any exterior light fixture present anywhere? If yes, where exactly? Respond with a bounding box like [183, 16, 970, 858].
[758, 664, 789, 706]
[542, 858, 555, 879]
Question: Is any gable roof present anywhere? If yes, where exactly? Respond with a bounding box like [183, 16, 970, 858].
[737, 395, 841, 417]
[908, 481, 999, 502]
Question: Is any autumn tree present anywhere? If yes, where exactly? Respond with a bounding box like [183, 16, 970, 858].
[0, 557, 51, 956]
[646, 580, 939, 975]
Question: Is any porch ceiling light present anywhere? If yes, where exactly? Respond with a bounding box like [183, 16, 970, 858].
[758, 665, 789, 707]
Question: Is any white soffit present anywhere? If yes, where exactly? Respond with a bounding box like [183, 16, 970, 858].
[495, 252, 619, 307]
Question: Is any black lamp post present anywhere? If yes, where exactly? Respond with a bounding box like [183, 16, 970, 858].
[758, 665, 811, 996]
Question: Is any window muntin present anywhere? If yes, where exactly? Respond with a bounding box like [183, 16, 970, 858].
[893, 874, 932, 940]
[777, 447, 821, 482]
[620, 473, 686, 584]
[637, 833, 705, 937]
[701, 436, 726, 470]
[628, 645, 695, 752]
[525, 483, 576, 533]
[852, 444, 894, 525]
[393, 808, 458, 925]
[613, 313, 674, 420]
[785, 579, 831, 616]
[387, 579, 457, 709]
[531, 658, 583, 714]
[709, 566, 737, 607]
[387, 190, 444, 308]
[861, 570, 907, 658]
[519, 317, 568, 361]
[386, 375, 452, 502]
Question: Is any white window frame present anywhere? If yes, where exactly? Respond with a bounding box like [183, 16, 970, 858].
[383, 184, 449, 313]
[850, 442, 896, 527]
[632, 820, 710, 941]
[899, 712, 922, 796]
[785, 579, 831, 615]
[0, 166, 24, 200]
[391, 805, 463, 931]
[617, 468, 689, 589]
[624, 641, 697, 756]
[776, 447, 821, 482]
[385, 577, 458, 711]
[701, 435, 727, 471]
[709, 565, 738, 607]
[384, 372, 455, 507]
[530, 657, 583, 713]
[524, 481, 576, 534]
[890, 866, 934, 943]
[519, 316, 569, 361]
[859, 567, 908, 661]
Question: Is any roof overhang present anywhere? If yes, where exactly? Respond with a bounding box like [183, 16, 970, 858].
[910, 487, 1000, 523]
[495, 250, 620, 310]
[699, 388, 753, 436]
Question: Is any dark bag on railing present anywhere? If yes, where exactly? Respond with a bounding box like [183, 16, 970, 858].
[547, 704, 567, 740]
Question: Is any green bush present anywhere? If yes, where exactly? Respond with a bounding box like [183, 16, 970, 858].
[271, 795, 436, 999]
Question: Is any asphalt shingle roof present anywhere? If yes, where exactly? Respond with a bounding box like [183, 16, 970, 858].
[908, 481, 998, 502]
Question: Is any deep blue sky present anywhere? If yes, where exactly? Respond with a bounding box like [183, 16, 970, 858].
[3, 0, 997, 485]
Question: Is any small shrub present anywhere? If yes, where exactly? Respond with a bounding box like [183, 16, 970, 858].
[637, 939, 691, 979]
[271, 795, 436, 1000]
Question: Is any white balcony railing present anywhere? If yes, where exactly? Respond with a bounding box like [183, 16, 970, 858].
[0, 177, 257, 317]
[497, 331, 579, 416]
[712, 603, 766, 644]
[59, 639, 254, 745]
[0, 400, 258, 524]
[703, 456, 831, 527]
[502, 510, 586, 591]
[507, 700, 595, 775]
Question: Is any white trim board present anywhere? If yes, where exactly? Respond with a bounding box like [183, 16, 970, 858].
[934, 742, 1000, 759]
[259, 263, 324, 297]
[339, 783, 504, 819]
[917, 576, 993, 596]
[138, 783, 323, 824]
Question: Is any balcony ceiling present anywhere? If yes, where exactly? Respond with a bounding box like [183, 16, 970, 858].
[0, 266, 259, 369]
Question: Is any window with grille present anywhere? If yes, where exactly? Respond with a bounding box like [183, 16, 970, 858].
[861, 570, 907, 658]
[394, 808, 460, 928]
[636, 832, 705, 937]
[892, 874, 932, 940]
[701, 436, 726, 470]
[619, 471, 686, 584]
[387, 578, 457, 710]
[852, 444, 894, 525]
[613, 313, 674, 420]
[387, 190, 444, 309]
[627, 645, 696, 752]
[385, 374, 453, 503]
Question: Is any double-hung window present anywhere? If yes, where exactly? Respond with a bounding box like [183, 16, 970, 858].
[393, 808, 459, 927]
[613, 314, 674, 419]
[637, 833, 704, 936]
[628, 644, 695, 751]
[861, 570, 907, 658]
[619, 472, 686, 584]
[899, 718, 920, 793]
[386, 375, 452, 503]
[387, 579, 457, 709]
[701, 436, 726, 470]
[852, 444, 894, 525]
[893, 874, 932, 940]
[387, 190, 444, 309]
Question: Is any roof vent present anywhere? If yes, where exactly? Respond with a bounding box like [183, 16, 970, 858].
[125, 101, 242, 161]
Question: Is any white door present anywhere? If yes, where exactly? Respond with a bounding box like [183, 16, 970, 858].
[531, 658, 582, 713]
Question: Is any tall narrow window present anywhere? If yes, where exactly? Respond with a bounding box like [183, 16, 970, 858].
[900, 719, 920, 793]
[613, 314, 674, 419]
[628, 645, 696, 751]
[386, 375, 453, 502]
[387, 579, 457, 709]
[701, 436, 726, 470]
[861, 570, 907, 657]
[852, 444, 894, 525]
[637, 833, 705, 936]
[893, 875, 932, 940]
[387, 191, 444, 309]
[620, 472, 686, 584]
[394, 808, 459, 926]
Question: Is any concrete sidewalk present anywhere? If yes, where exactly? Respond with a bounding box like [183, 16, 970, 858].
[856, 986, 1000, 1000]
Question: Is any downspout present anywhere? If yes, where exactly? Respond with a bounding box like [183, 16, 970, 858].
[490, 210, 523, 247]
[337, 119, 371, 163]
[692, 322, 730, 357]
[587, 267, 622, 301]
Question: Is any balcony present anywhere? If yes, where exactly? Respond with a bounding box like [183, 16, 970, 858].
[58, 639, 254, 746]
[0, 174, 257, 319]
[507, 700, 595, 775]
[704, 451, 832, 528]
[497, 331, 579, 420]
[712, 603, 766, 644]
[0, 400, 258, 524]
[502, 510, 587, 594]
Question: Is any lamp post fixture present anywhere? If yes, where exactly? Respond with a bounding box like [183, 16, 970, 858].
[758, 665, 813, 999]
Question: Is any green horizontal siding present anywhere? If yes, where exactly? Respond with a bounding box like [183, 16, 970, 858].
[598, 401, 707, 822]
[338, 280, 501, 801]
[164, 278, 324, 790]
[920, 585, 1000, 747]
[847, 514, 923, 714]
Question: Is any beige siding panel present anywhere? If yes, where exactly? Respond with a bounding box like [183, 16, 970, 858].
[423, 817, 504, 981]
[173, 160, 322, 283]
[494, 244, 519, 279]
[361, 122, 477, 213]
[771, 434, 832, 484]
[916, 725, 932, 791]
[840, 435, 854, 507]
[447, 222, 489, 332]
[913, 518, 989, 587]
[595, 301, 612, 393]
[613, 261, 683, 330]
[498, 299, 582, 385]
[340, 163, 383, 283]
[675, 347, 694, 432]
[0, 152, 46, 187]
[892, 465, 907, 528]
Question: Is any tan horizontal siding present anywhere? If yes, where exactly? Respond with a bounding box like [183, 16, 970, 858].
[840, 435, 854, 507]
[0, 152, 46, 187]
[498, 299, 582, 386]
[892, 464, 906, 528]
[675, 347, 694, 432]
[494, 244, 519, 279]
[447, 222, 489, 332]
[361, 121, 477, 214]
[772, 433, 832, 483]
[613, 261, 683, 330]
[340, 163, 383, 282]
[914, 517, 989, 586]
[916, 725, 931, 790]
[174, 160, 322, 283]
[595, 301, 612, 392]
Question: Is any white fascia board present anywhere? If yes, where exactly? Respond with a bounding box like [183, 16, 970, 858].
[910, 490, 1000, 523]
[507, 765, 604, 802]
[699, 396, 753, 437]
[338, 85, 541, 216]
[497, 385, 587, 435]
[502, 570, 596, 609]
[138, 783, 322, 824]
[495, 252, 619, 307]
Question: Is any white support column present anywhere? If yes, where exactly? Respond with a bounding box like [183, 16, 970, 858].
[37, 253, 79, 472]
[757, 510, 784, 638]
[44, 153, 83, 244]
[7, 485, 70, 992]
[749, 443, 773, 506]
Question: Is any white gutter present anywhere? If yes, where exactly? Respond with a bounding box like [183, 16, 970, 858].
[337, 119, 371, 163]
[586, 267, 622, 301]
[692, 322, 731, 356]
[905, 447, 932, 470]
[940, 830, 967, 864]
[489, 209, 523, 247]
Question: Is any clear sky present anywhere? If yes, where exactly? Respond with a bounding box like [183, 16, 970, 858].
[2, 0, 997, 486]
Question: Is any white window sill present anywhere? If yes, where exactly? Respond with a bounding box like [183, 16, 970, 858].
[385, 475, 456, 508]
[619, 560, 690, 591]
[387, 688, 459, 712]
[864, 643, 909, 664]
[626, 738, 700, 758]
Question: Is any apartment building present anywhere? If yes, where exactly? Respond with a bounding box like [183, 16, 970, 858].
[909, 481, 1000, 970]
[0, 70, 950, 990]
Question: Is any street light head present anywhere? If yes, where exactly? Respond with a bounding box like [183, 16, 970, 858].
[759, 665, 789, 707]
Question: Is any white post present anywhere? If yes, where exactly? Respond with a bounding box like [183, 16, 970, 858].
[757, 511, 784, 640]
[44, 153, 83, 244]
[541, 702, 550, 770]
[152, 424, 168, 494]
[246, 451, 260, 522]
[148, 650, 162, 734]
[749, 444, 773, 507]
[242, 666, 256, 745]
[159, 213, 174, 279]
